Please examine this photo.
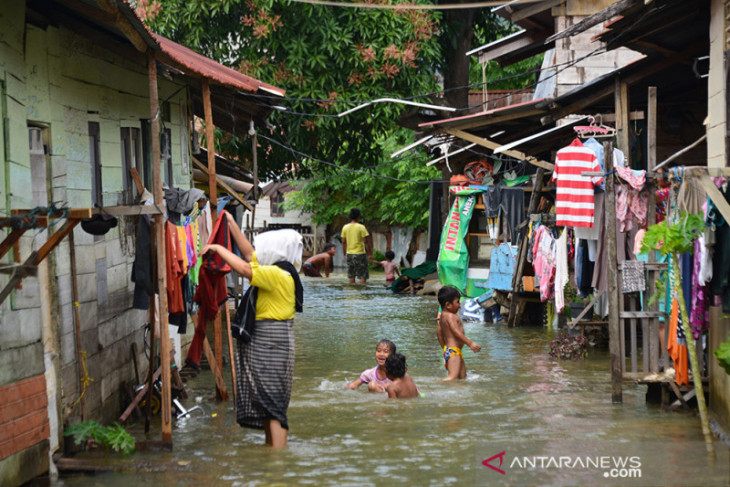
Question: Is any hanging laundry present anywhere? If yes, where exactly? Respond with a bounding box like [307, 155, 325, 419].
[131, 215, 153, 310]
[552, 139, 603, 228]
[531, 225, 556, 302]
[501, 188, 525, 244]
[690, 237, 710, 339]
[554, 229, 569, 312]
[165, 187, 206, 223]
[186, 209, 234, 368]
[481, 187, 501, 219]
[582, 137, 625, 192]
[621, 260, 646, 294]
[668, 296, 689, 387]
[615, 165, 646, 190]
[166, 221, 186, 314]
[616, 185, 648, 231]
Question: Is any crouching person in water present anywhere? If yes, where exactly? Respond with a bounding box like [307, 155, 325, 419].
[384, 353, 419, 399]
[201, 213, 303, 448]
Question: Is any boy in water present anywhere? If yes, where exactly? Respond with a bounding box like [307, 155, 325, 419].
[437, 286, 481, 381]
[384, 353, 419, 399]
[302, 243, 336, 278]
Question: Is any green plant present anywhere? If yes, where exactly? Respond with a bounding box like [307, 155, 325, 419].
[369, 250, 385, 271]
[65, 421, 136, 456]
[549, 332, 589, 360]
[641, 211, 713, 453]
[714, 338, 730, 375]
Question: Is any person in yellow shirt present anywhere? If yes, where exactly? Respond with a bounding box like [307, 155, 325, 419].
[341, 208, 372, 283]
[201, 213, 303, 449]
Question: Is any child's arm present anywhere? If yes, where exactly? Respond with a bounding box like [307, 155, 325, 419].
[345, 379, 364, 390]
[447, 315, 481, 352]
[394, 266, 401, 277]
[436, 320, 446, 348]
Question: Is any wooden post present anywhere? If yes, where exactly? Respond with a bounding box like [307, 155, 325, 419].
[615, 78, 630, 158]
[202, 79, 225, 382]
[69, 230, 84, 419]
[507, 168, 545, 327]
[251, 124, 258, 231]
[148, 51, 172, 442]
[604, 141, 622, 403]
[647, 86, 660, 373]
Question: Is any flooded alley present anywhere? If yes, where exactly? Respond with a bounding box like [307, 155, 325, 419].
[58, 273, 729, 487]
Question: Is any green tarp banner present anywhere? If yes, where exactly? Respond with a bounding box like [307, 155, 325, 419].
[437, 194, 476, 293]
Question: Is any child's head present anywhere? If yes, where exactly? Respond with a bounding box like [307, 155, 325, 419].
[324, 243, 336, 255]
[438, 285, 461, 312]
[385, 353, 407, 379]
[385, 250, 395, 261]
[348, 208, 361, 221]
[376, 339, 396, 354]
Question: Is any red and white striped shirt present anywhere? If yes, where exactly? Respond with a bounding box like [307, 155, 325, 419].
[552, 139, 602, 228]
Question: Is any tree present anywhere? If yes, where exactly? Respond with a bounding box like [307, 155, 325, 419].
[141, 1, 536, 229]
[144, 0, 443, 177]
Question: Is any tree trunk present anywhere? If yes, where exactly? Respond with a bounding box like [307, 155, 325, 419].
[441, 6, 476, 109]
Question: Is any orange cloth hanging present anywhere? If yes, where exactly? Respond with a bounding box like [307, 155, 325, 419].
[667, 297, 689, 387]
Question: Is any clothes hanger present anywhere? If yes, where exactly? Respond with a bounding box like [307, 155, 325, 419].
[573, 114, 616, 138]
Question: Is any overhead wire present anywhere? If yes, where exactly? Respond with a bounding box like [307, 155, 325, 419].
[285, 0, 532, 10]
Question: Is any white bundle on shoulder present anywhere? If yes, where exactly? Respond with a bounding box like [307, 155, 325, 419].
[254, 229, 303, 271]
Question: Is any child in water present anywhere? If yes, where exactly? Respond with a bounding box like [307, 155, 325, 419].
[346, 340, 396, 392]
[437, 286, 481, 381]
[370, 250, 400, 283]
[384, 353, 419, 399]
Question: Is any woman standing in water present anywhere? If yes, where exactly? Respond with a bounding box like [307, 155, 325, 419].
[202, 213, 303, 448]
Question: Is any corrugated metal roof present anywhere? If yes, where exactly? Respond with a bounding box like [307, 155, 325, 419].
[151, 33, 285, 96]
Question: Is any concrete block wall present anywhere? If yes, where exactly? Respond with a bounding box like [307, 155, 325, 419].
[553, 17, 642, 97]
[0, 7, 196, 459]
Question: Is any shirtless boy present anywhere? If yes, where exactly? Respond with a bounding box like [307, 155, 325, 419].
[384, 353, 419, 399]
[302, 243, 336, 277]
[437, 286, 481, 381]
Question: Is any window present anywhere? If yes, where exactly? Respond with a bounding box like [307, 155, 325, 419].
[89, 122, 102, 206]
[141, 121, 173, 189]
[161, 128, 173, 188]
[271, 192, 285, 217]
[120, 127, 141, 201]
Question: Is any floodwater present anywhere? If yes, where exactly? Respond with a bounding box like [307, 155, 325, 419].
[58, 272, 730, 486]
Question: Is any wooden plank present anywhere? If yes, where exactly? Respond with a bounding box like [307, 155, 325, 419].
[630, 297, 637, 373]
[510, 0, 564, 22]
[655, 135, 707, 171]
[55, 456, 190, 473]
[546, 0, 640, 43]
[91, 205, 163, 216]
[619, 311, 666, 318]
[119, 367, 161, 424]
[667, 382, 693, 412]
[444, 128, 555, 171]
[0, 263, 37, 276]
[0, 419, 49, 460]
[130, 167, 145, 197]
[36, 219, 80, 263]
[148, 51, 173, 443]
[647, 86, 659, 373]
[203, 337, 229, 401]
[568, 291, 604, 328]
[604, 141, 622, 403]
[618, 262, 667, 271]
[203, 79, 225, 382]
[0, 229, 27, 260]
[616, 78, 630, 157]
[191, 156, 253, 212]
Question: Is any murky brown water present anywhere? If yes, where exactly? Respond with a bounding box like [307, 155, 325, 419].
[57, 272, 730, 486]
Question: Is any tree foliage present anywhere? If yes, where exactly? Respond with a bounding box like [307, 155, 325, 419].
[141, 1, 535, 229]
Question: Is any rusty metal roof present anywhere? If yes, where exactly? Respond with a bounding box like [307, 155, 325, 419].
[151, 33, 284, 96]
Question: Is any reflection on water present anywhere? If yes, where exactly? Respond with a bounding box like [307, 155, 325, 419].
[59, 273, 729, 486]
